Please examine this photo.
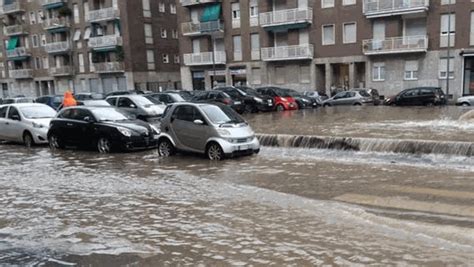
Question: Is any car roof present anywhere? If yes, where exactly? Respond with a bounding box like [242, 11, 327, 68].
[1, 103, 50, 108]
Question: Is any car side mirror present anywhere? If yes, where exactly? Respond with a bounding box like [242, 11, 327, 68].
[11, 115, 20, 121]
[84, 116, 93, 123]
[129, 104, 136, 108]
[194, 119, 204, 125]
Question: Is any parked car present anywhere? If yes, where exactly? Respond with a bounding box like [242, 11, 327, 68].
[235, 86, 275, 112]
[35, 95, 64, 110]
[106, 95, 166, 122]
[366, 88, 382, 105]
[256, 87, 298, 111]
[284, 89, 318, 109]
[74, 93, 104, 101]
[384, 87, 447, 106]
[0, 103, 57, 147]
[146, 92, 186, 105]
[303, 91, 325, 106]
[192, 90, 245, 114]
[48, 106, 160, 153]
[1, 97, 35, 104]
[165, 90, 194, 101]
[157, 103, 260, 160]
[104, 90, 145, 98]
[323, 90, 373, 107]
[77, 100, 111, 107]
[456, 95, 474, 106]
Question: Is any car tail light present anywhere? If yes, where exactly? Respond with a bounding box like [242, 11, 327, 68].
[223, 99, 231, 105]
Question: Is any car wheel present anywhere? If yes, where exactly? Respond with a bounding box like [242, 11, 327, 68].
[276, 104, 285, 112]
[97, 137, 113, 154]
[353, 103, 362, 106]
[207, 142, 224, 161]
[254, 149, 260, 155]
[462, 102, 471, 107]
[48, 134, 63, 150]
[425, 102, 434, 107]
[158, 138, 175, 157]
[390, 103, 397, 107]
[23, 132, 34, 148]
[244, 104, 254, 114]
[323, 103, 331, 107]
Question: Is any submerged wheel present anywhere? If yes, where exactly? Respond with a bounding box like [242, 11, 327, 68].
[354, 103, 362, 106]
[48, 134, 63, 150]
[461, 102, 470, 107]
[158, 138, 175, 157]
[207, 143, 224, 161]
[97, 137, 112, 153]
[276, 104, 285, 112]
[23, 132, 34, 148]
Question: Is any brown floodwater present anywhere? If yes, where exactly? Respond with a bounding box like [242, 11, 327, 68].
[0, 106, 473, 266]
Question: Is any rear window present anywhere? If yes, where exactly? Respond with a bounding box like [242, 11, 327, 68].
[358, 90, 371, 97]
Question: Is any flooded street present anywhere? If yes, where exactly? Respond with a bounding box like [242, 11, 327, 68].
[1, 106, 474, 266]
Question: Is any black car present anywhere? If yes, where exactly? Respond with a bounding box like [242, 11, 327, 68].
[164, 90, 194, 101]
[215, 86, 274, 113]
[284, 89, 318, 109]
[385, 87, 447, 106]
[75, 93, 104, 101]
[146, 92, 186, 104]
[48, 106, 159, 153]
[191, 90, 245, 114]
[35, 95, 64, 110]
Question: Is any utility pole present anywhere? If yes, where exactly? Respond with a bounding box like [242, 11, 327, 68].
[446, 2, 453, 101]
[211, 29, 216, 90]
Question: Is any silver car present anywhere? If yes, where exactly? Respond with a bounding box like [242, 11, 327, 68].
[456, 96, 474, 107]
[157, 103, 260, 160]
[106, 95, 166, 123]
[0, 103, 56, 147]
[323, 90, 373, 107]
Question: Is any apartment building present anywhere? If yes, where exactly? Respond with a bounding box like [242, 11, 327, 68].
[177, 0, 474, 99]
[0, 0, 180, 98]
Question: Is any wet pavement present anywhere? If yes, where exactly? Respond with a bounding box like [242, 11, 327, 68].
[1, 106, 473, 266]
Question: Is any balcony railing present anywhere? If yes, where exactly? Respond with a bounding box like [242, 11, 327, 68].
[43, 17, 70, 31]
[260, 8, 313, 29]
[44, 41, 70, 54]
[94, 62, 125, 73]
[181, 20, 223, 36]
[363, 0, 429, 18]
[2, 1, 24, 15]
[42, 0, 66, 8]
[9, 69, 33, 79]
[49, 66, 73, 76]
[183, 51, 226, 66]
[6, 47, 31, 59]
[88, 35, 122, 50]
[4, 25, 27, 36]
[86, 7, 120, 23]
[261, 44, 314, 61]
[180, 0, 220, 7]
[363, 35, 428, 55]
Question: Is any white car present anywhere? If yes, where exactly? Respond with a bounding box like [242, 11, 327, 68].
[0, 103, 57, 147]
[456, 96, 474, 107]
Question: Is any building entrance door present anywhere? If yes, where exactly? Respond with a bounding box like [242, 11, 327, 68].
[463, 57, 474, 95]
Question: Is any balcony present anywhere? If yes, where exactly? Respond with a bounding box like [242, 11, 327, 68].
[9, 69, 33, 79]
[42, 0, 66, 9]
[183, 51, 226, 66]
[180, 0, 220, 7]
[4, 25, 27, 36]
[363, 0, 429, 18]
[6, 47, 31, 60]
[181, 20, 223, 36]
[261, 44, 314, 61]
[363, 35, 428, 55]
[44, 41, 70, 54]
[94, 62, 125, 73]
[260, 8, 313, 31]
[49, 66, 73, 76]
[88, 35, 122, 51]
[86, 7, 120, 23]
[43, 17, 70, 32]
[1, 1, 24, 15]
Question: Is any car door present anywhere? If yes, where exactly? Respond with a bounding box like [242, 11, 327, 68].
[169, 105, 203, 152]
[60, 108, 83, 145]
[331, 92, 347, 105]
[0, 106, 9, 140]
[5, 106, 24, 142]
[399, 89, 419, 106]
[70, 109, 96, 147]
[117, 97, 139, 117]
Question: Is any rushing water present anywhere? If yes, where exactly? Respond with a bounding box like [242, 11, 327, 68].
[0, 106, 473, 266]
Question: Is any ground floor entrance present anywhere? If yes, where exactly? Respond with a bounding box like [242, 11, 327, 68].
[463, 57, 474, 95]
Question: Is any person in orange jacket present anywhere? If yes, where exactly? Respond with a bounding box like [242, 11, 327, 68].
[62, 90, 77, 108]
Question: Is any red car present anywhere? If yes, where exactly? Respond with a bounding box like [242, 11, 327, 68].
[256, 87, 298, 111]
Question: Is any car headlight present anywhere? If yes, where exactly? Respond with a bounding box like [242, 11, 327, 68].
[117, 127, 132, 137]
[32, 122, 44, 128]
[217, 129, 231, 136]
[150, 124, 161, 134]
[253, 97, 263, 103]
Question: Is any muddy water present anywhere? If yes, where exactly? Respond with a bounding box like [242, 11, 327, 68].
[1, 106, 474, 266]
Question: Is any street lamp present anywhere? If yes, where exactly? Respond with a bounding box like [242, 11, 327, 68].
[445, 2, 453, 101]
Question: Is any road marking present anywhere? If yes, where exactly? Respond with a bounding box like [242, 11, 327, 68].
[383, 185, 474, 200]
[334, 194, 474, 218]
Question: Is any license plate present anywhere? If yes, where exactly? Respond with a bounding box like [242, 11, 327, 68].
[234, 101, 241, 105]
[238, 145, 249, 151]
[153, 135, 159, 140]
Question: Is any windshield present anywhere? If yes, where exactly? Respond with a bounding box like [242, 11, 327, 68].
[357, 90, 371, 97]
[201, 105, 245, 125]
[170, 93, 185, 102]
[239, 87, 257, 96]
[286, 90, 302, 97]
[178, 92, 193, 101]
[19, 106, 56, 119]
[144, 95, 164, 105]
[132, 96, 154, 107]
[275, 90, 292, 98]
[92, 108, 130, 122]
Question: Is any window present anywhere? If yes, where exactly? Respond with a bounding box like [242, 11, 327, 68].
[440, 13, 455, 47]
[162, 54, 169, 64]
[251, 33, 260, 60]
[322, 24, 335, 45]
[40, 34, 47, 46]
[343, 22, 357, 44]
[174, 54, 180, 64]
[249, 0, 258, 26]
[142, 0, 151, 17]
[322, 0, 335, 8]
[43, 56, 49, 69]
[161, 28, 167, 38]
[252, 67, 261, 85]
[275, 67, 285, 84]
[233, 35, 242, 61]
[144, 24, 153, 44]
[372, 63, 385, 81]
[147, 50, 155, 70]
[300, 66, 310, 83]
[441, 0, 455, 4]
[7, 107, 20, 120]
[172, 29, 178, 39]
[78, 53, 85, 73]
[37, 10, 44, 21]
[118, 97, 135, 108]
[439, 58, 454, 79]
[471, 12, 474, 45]
[343, 0, 356, 5]
[84, 27, 91, 40]
[32, 35, 39, 47]
[73, 4, 79, 24]
[232, 2, 241, 19]
[29, 12, 36, 24]
[170, 4, 176, 14]
[404, 60, 419, 80]
[159, 2, 165, 13]
[0, 106, 7, 118]
[35, 57, 42, 69]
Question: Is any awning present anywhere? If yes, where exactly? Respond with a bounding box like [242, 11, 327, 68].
[7, 36, 19, 50]
[200, 4, 221, 22]
[43, 1, 65, 9]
